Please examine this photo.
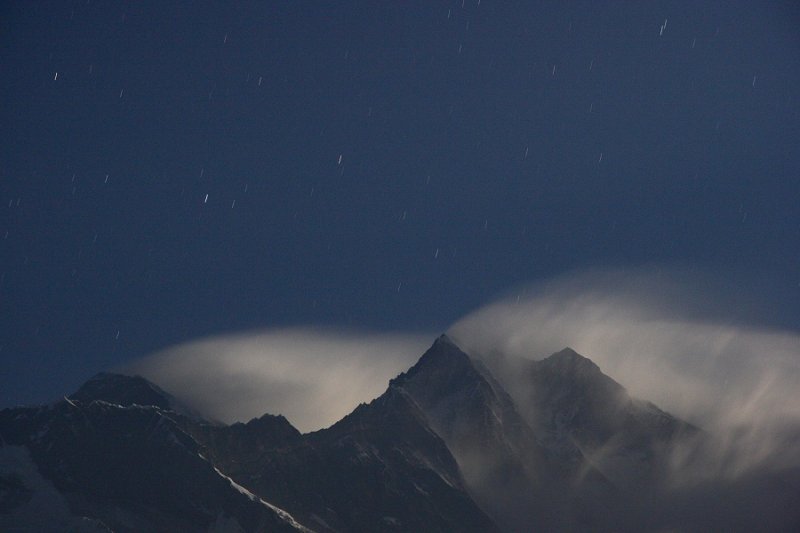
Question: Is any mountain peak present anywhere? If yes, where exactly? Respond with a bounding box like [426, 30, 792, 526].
[539, 347, 603, 377]
[69, 372, 206, 421]
[434, 333, 458, 347]
[554, 346, 580, 357]
[390, 334, 472, 388]
[70, 372, 173, 409]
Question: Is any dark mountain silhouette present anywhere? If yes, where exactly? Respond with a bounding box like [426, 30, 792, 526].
[192, 383, 498, 532]
[390, 335, 613, 531]
[0, 391, 306, 532]
[2, 337, 798, 532]
[518, 347, 697, 488]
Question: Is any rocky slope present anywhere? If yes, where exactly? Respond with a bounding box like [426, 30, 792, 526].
[2, 336, 797, 532]
[0, 389, 306, 532]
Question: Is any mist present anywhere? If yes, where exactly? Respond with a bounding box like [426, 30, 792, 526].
[123, 267, 800, 484]
[448, 267, 800, 481]
[124, 328, 429, 433]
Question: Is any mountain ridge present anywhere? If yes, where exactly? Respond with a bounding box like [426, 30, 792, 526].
[3, 335, 797, 532]
[0, 394, 306, 532]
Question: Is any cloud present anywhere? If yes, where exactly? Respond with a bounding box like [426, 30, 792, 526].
[123, 328, 430, 432]
[123, 267, 800, 483]
[447, 267, 800, 479]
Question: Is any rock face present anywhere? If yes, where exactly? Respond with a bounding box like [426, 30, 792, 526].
[1, 368, 497, 533]
[390, 336, 571, 531]
[518, 347, 696, 490]
[0, 388, 306, 532]
[196, 384, 499, 533]
[2, 337, 797, 532]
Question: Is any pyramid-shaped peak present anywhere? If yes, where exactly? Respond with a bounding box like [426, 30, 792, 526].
[539, 347, 603, 376]
[403, 334, 471, 375]
[388, 336, 480, 397]
[71, 372, 173, 409]
[552, 347, 586, 360]
[71, 372, 212, 422]
[434, 333, 459, 347]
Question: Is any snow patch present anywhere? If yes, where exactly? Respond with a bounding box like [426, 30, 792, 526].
[202, 457, 312, 532]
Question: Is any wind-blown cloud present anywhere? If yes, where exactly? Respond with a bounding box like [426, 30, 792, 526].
[124, 328, 429, 432]
[448, 267, 800, 480]
[123, 267, 800, 483]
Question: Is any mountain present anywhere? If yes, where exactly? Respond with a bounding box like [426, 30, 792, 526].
[517, 347, 697, 490]
[390, 336, 587, 531]
[2, 337, 797, 532]
[0, 392, 307, 532]
[188, 383, 498, 532]
[1, 369, 497, 532]
[69, 372, 208, 422]
[472, 344, 800, 531]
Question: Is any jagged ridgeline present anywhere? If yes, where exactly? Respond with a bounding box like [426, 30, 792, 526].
[1, 336, 798, 532]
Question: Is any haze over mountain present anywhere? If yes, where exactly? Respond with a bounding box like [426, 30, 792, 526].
[125, 330, 429, 432]
[4, 1, 798, 529]
[3, 334, 798, 531]
[121, 269, 800, 483]
[4, 1, 799, 419]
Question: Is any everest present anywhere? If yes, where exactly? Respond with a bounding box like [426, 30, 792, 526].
[2, 336, 798, 532]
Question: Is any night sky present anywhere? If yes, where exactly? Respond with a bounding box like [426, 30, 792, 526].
[2, 1, 799, 407]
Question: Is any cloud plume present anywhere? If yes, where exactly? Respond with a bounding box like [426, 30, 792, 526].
[124, 267, 800, 482]
[448, 267, 800, 479]
[124, 328, 429, 432]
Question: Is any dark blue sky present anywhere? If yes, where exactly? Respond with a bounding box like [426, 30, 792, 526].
[2, 1, 799, 406]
